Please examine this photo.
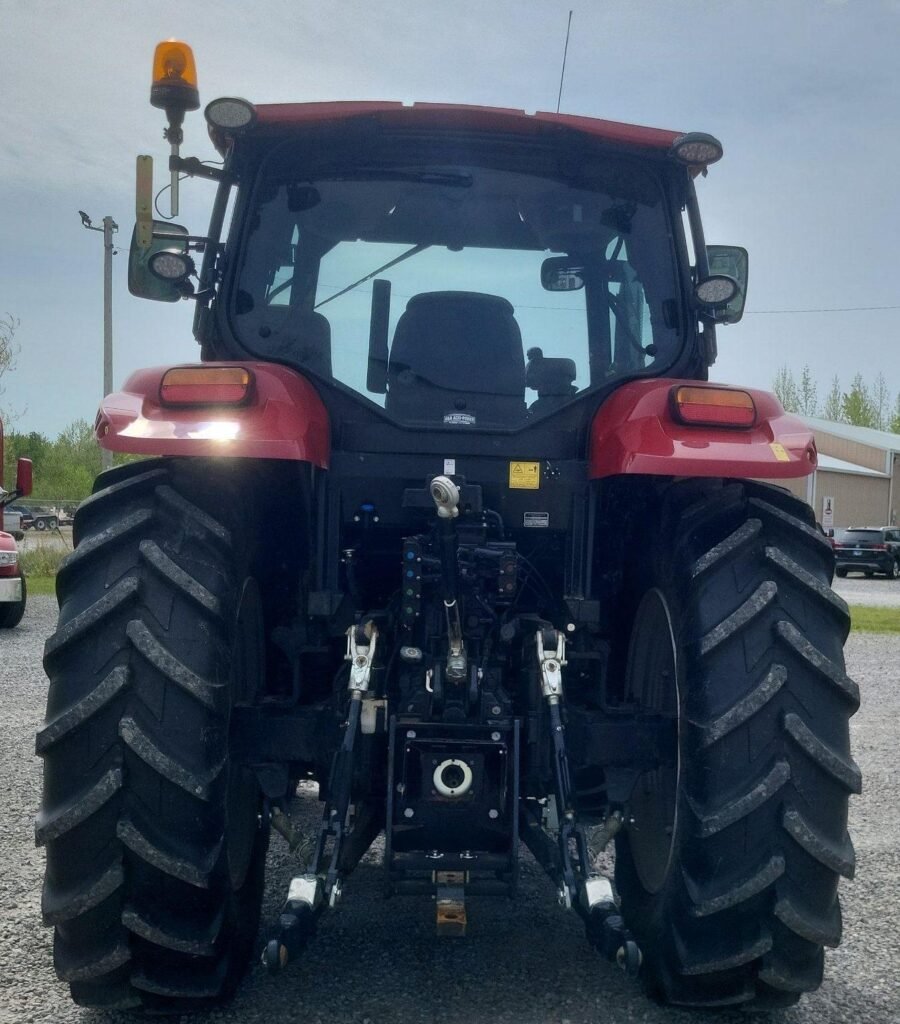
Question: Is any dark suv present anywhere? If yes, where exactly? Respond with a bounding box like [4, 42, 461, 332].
[834, 526, 900, 578]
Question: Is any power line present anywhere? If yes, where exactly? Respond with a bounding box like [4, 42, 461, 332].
[746, 304, 900, 315]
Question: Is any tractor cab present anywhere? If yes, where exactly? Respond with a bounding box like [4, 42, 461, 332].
[130, 78, 748, 439]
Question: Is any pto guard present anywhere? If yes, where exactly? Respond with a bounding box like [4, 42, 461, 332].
[589, 379, 816, 480]
[95, 362, 330, 467]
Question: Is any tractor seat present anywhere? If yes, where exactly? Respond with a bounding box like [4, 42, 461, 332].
[525, 347, 577, 396]
[246, 307, 333, 378]
[385, 291, 525, 425]
[281, 309, 333, 378]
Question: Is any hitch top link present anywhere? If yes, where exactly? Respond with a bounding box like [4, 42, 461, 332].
[345, 623, 378, 693]
[536, 629, 566, 701]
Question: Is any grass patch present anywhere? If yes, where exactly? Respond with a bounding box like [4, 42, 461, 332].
[20, 543, 67, 597]
[20, 545, 68, 578]
[25, 576, 57, 596]
[850, 605, 900, 634]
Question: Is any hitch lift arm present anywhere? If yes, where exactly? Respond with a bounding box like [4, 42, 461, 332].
[521, 628, 641, 974]
[264, 623, 380, 973]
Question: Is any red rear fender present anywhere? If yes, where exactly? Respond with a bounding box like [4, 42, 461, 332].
[95, 362, 330, 468]
[589, 380, 816, 480]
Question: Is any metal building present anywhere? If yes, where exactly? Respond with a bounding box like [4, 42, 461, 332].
[771, 418, 900, 530]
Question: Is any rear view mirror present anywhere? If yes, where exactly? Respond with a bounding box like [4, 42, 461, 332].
[541, 256, 585, 292]
[705, 245, 749, 323]
[128, 221, 190, 302]
[15, 458, 33, 498]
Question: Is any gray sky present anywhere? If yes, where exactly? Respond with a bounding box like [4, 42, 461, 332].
[2, 0, 899, 436]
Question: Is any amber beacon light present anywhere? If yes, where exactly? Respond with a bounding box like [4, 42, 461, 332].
[151, 40, 200, 113]
[150, 40, 200, 217]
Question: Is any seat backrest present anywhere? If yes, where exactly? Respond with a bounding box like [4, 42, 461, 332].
[386, 291, 525, 424]
[289, 310, 333, 378]
[253, 308, 333, 378]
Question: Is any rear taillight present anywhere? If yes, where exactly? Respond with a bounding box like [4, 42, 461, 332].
[670, 385, 756, 428]
[160, 366, 252, 406]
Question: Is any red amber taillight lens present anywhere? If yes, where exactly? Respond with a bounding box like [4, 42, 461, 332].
[671, 385, 756, 428]
[160, 366, 252, 406]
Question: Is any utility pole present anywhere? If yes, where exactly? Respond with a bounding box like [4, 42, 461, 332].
[79, 211, 118, 470]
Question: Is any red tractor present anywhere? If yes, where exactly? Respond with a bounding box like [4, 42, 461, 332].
[37, 41, 859, 1013]
[0, 418, 32, 628]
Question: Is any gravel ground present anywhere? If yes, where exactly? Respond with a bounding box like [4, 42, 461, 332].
[832, 575, 900, 609]
[2, 596, 898, 1024]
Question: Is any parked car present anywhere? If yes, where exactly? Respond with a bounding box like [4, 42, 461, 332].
[833, 526, 900, 578]
[6, 504, 33, 529]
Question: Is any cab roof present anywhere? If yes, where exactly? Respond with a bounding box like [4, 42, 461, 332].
[247, 101, 682, 151]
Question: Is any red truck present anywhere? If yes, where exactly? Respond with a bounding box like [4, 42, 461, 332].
[0, 418, 33, 627]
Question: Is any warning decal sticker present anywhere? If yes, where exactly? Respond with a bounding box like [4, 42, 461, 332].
[523, 512, 550, 528]
[509, 461, 540, 489]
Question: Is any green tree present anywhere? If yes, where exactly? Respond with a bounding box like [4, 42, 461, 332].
[872, 372, 891, 431]
[0, 314, 22, 425]
[841, 374, 877, 427]
[4, 420, 143, 501]
[822, 376, 843, 422]
[890, 394, 900, 435]
[39, 419, 102, 499]
[772, 365, 799, 412]
[797, 365, 818, 417]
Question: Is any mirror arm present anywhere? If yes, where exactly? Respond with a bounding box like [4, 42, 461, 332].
[684, 177, 718, 363]
[193, 176, 233, 340]
[152, 230, 217, 251]
[684, 177, 710, 280]
[169, 155, 230, 183]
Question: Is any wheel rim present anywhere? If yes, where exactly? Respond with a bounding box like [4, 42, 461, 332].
[624, 588, 680, 895]
[893, 562, 900, 579]
[226, 765, 260, 890]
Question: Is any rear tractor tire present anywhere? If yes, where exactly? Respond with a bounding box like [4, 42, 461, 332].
[36, 461, 268, 1011]
[614, 481, 860, 1010]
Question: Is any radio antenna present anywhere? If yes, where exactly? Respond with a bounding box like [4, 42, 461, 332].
[556, 10, 574, 113]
